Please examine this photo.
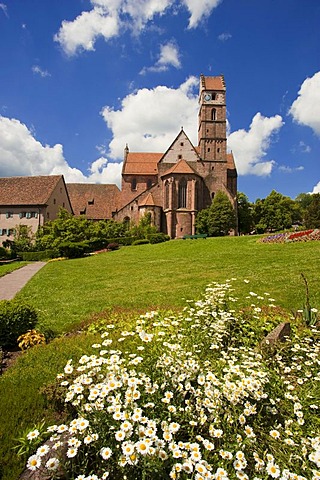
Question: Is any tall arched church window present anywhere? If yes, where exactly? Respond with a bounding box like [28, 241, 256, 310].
[164, 180, 170, 209]
[178, 178, 187, 208]
[211, 108, 216, 121]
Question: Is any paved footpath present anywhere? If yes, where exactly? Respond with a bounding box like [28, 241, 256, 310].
[0, 262, 46, 300]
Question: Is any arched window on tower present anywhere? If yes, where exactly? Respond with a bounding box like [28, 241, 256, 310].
[164, 180, 170, 209]
[178, 178, 187, 208]
[211, 108, 216, 121]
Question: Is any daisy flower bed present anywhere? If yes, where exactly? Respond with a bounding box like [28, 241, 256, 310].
[23, 281, 320, 480]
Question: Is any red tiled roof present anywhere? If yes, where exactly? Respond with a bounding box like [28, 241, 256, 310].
[227, 153, 236, 169]
[0, 175, 63, 205]
[161, 159, 198, 177]
[123, 152, 162, 175]
[202, 75, 225, 91]
[67, 183, 120, 220]
[139, 192, 155, 207]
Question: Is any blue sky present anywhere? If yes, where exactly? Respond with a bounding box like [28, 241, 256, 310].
[0, 0, 319, 201]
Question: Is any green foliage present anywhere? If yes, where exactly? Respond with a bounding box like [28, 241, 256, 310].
[254, 190, 302, 233]
[17, 329, 46, 350]
[36, 209, 128, 252]
[129, 212, 158, 239]
[146, 233, 170, 244]
[132, 238, 151, 245]
[18, 249, 59, 261]
[0, 246, 9, 259]
[0, 300, 38, 347]
[196, 191, 236, 236]
[237, 191, 254, 234]
[12, 224, 35, 253]
[304, 193, 320, 229]
[58, 241, 90, 259]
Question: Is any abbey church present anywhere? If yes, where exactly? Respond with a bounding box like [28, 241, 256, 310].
[0, 75, 238, 242]
[112, 74, 237, 238]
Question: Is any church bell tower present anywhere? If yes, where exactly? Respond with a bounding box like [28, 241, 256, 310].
[198, 74, 227, 162]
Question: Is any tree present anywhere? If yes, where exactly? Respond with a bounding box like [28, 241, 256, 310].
[253, 190, 302, 233]
[129, 212, 157, 239]
[196, 191, 236, 237]
[237, 192, 254, 234]
[304, 193, 320, 228]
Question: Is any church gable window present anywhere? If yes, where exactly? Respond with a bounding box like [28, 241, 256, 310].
[178, 178, 187, 209]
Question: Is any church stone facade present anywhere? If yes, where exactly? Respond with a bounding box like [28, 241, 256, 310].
[113, 74, 237, 239]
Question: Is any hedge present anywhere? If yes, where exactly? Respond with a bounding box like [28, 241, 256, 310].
[18, 250, 59, 261]
[0, 300, 38, 347]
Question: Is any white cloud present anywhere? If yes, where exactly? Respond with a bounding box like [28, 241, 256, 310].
[140, 41, 181, 74]
[0, 3, 8, 18]
[289, 71, 320, 136]
[101, 76, 199, 159]
[32, 65, 51, 78]
[182, 0, 222, 28]
[218, 32, 232, 42]
[227, 113, 284, 176]
[0, 116, 121, 185]
[54, 0, 222, 55]
[278, 165, 304, 173]
[312, 182, 320, 194]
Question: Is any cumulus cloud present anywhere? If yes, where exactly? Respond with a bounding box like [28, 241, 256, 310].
[140, 41, 181, 74]
[289, 71, 320, 136]
[182, 0, 222, 28]
[0, 116, 121, 185]
[312, 182, 320, 194]
[228, 113, 284, 176]
[54, 0, 222, 55]
[101, 76, 199, 159]
[32, 65, 51, 78]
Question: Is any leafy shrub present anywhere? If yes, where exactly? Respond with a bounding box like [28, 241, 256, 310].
[18, 250, 59, 261]
[132, 238, 150, 246]
[0, 301, 38, 347]
[58, 241, 90, 259]
[147, 233, 170, 244]
[105, 236, 139, 246]
[107, 242, 119, 251]
[17, 329, 46, 350]
[0, 246, 9, 259]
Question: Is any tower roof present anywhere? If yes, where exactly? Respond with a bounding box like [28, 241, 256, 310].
[200, 75, 225, 91]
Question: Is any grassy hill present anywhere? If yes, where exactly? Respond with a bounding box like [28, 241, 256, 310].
[1, 235, 319, 479]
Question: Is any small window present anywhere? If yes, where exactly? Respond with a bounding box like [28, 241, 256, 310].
[31, 212, 38, 218]
[47, 212, 50, 219]
[1, 228, 7, 235]
[130, 206, 134, 211]
[217, 148, 220, 153]
[63, 202, 65, 208]
[131, 178, 137, 190]
[53, 198, 56, 205]
[211, 108, 216, 121]
[178, 154, 182, 159]
[8, 229, 14, 236]
[147, 179, 152, 189]
[88, 199, 94, 205]
[180, 142, 184, 146]
[6, 212, 13, 219]
[208, 148, 210, 153]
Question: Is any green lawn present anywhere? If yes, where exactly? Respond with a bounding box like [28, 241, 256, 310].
[17, 236, 320, 334]
[1, 236, 320, 479]
[0, 261, 28, 277]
